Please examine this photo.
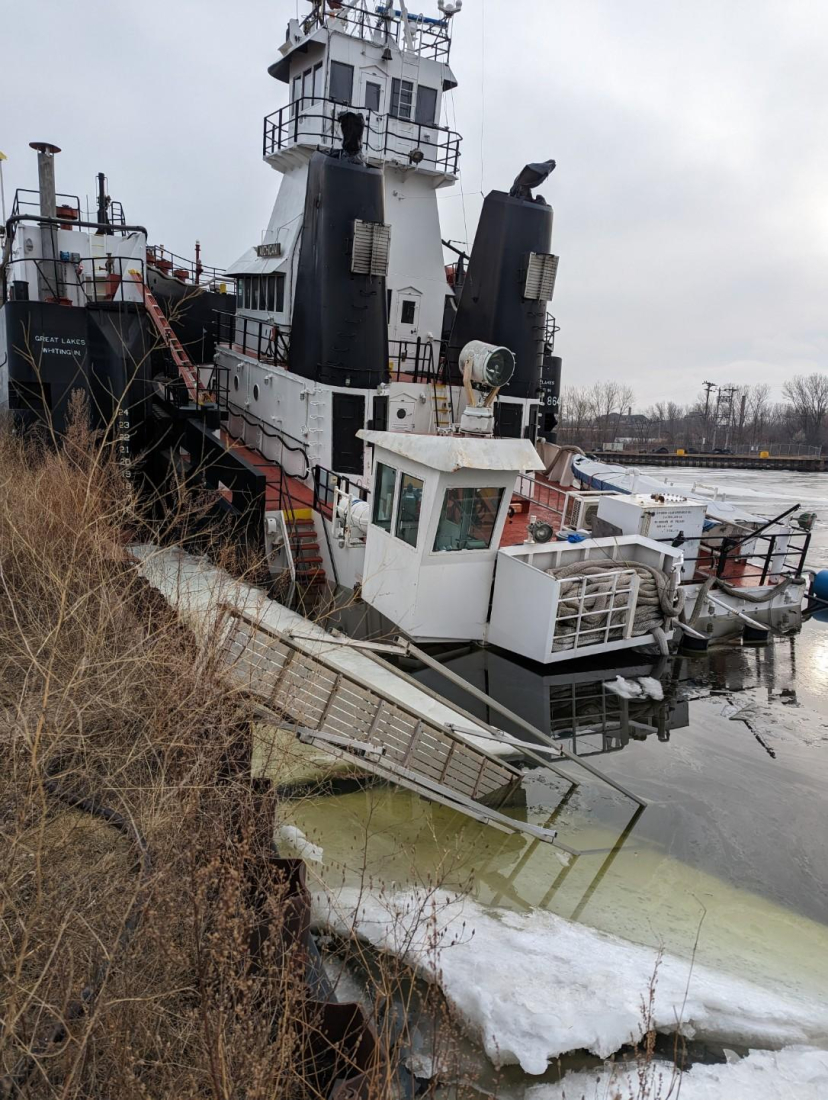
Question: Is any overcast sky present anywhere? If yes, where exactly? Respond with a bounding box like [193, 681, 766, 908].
[5, 0, 828, 406]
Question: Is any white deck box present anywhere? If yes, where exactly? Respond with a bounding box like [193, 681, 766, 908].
[488, 536, 683, 665]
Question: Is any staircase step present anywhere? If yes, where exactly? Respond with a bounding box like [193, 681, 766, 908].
[296, 554, 323, 565]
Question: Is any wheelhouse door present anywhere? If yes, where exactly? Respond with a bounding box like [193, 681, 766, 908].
[332, 392, 365, 475]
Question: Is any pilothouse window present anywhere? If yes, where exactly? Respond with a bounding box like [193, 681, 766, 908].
[415, 86, 437, 125]
[330, 61, 354, 104]
[372, 462, 397, 532]
[390, 78, 414, 120]
[365, 81, 381, 112]
[433, 487, 505, 552]
[395, 474, 423, 548]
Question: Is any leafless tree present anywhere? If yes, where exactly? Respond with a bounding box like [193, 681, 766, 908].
[782, 373, 828, 446]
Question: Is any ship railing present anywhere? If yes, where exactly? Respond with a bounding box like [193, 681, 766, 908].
[214, 309, 291, 368]
[146, 244, 231, 289]
[1, 254, 149, 307]
[297, 0, 452, 61]
[264, 95, 461, 176]
[649, 527, 812, 586]
[388, 337, 442, 381]
[545, 312, 560, 352]
[512, 472, 566, 521]
[312, 463, 369, 519]
[10, 188, 83, 226]
[8, 189, 137, 238]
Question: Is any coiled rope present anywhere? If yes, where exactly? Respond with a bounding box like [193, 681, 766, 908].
[545, 559, 684, 651]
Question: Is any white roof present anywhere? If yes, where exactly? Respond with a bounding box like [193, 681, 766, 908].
[357, 431, 545, 473]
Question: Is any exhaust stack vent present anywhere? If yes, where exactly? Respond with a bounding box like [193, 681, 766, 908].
[524, 252, 559, 301]
[351, 219, 391, 277]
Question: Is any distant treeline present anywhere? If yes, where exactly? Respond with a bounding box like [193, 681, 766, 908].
[557, 375, 828, 453]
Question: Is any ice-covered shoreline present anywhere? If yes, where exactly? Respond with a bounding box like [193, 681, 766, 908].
[313, 886, 828, 1076]
[530, 1047, 828, 1100]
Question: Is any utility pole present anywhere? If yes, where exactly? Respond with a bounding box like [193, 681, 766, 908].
[720, 386, 737, 450]
[702, 380, 716, 449]
[0, 151, 7, 225]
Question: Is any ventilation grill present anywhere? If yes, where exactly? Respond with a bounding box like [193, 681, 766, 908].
[352, 220, 391, 276]
[524, 252, 559, 300]
[564, 496, 600, 531]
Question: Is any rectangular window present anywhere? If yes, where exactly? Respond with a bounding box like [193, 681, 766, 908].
[433, 486, 505, 552]
[237, 277, 244, 308]
[372, 462, 397, 532]
[244, 278, 251, 310]
[265, 274, 275, 312]
[329, 60, 354, 104]
[291, 75, 301, 115]
[312, 61, 323, 102]
[390, 78, 414, 119]
[365, 81, 381, 112]
[415, 85, 437, 125]
[251, 276, 259, 311]
[395, 473, 424, 548]
[275, 273, 285, 312]
[401, 299, 416, 325]
[302, 67, 313, 102]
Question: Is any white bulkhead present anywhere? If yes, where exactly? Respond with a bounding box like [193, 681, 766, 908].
[218, 1, 464, 487]
[358, 430, 545, 642]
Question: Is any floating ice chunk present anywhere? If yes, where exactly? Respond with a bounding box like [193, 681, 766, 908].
[638, 675, 664, 701]
[526, 1046, 828, 1100]
[313, 887, 828, 1075]
[605, 676, 643, 699]
[277, 823, 324, 863]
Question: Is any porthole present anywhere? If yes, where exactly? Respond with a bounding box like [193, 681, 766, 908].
[396, 407, 407, 420]
[253, 384, 260, 401]
[233, 374, 239, 391]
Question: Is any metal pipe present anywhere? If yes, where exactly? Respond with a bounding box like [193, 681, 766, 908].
[403, 640, 648, 807]
[30, 142, 62, 301]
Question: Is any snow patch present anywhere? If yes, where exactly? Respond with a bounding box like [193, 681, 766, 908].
[605, 676, 643, 699]
[313, 887, 828, 1075]
[527, 1046, 828, 1100]
[277, 824, 324, 863]
[638, 675, 665, 701]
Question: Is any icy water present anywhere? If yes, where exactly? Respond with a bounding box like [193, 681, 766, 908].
[283, 469, 828, 1076]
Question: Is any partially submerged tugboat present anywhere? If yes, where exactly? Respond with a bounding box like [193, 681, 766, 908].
[0, 0, 816, 663]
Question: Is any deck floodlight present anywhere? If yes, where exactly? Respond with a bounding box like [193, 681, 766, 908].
[459, 340, 516, 389]
[458, 340, 516, 436]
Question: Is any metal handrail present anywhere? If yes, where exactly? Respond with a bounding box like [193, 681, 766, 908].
[1, 253, 147, 305]
[264, 95, 461, 175]
[147, 244, 230, 288]
[512, 473, 565, 519]
[214, 309, 291, 367]
[297, 0, 452, 61]
[388, 337, 441, 381]
[312, 463, 368, 517]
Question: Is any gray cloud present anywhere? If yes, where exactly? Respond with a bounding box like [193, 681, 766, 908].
[5, 0, 828, 404]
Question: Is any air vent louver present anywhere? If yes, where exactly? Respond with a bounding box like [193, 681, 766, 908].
[352, 219, 391, 276]
[524, 252, 559, 301]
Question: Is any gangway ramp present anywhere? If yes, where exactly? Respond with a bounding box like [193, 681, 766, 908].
[218, 606, 572, 849]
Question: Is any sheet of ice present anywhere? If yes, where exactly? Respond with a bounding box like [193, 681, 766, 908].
[605, 676, 643, 699]
[129, 545, 513, 758]
[638, 675, 664, 700]
[527, 1046, 828, 1100]
[313, 887, 828, 1075]
[276, 823, 324, 863]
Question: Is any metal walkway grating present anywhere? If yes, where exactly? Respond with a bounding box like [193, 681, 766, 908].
[217, 606, 562, 844]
